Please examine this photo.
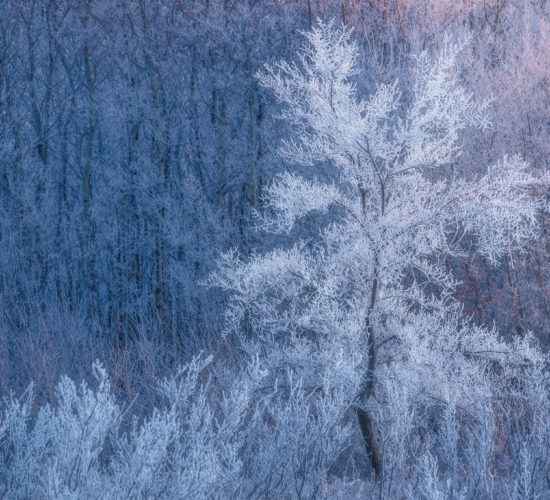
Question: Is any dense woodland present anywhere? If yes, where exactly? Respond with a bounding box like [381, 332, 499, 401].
[3, 1, 550, 498]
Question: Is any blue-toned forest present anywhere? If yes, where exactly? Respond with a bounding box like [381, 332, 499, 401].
[2, 1, 550, 498]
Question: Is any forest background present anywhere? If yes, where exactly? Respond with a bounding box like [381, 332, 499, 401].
[2, 0, 549, 408]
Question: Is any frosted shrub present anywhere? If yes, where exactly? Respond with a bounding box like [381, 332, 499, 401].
[0, 354, 357, 499]
[238, 368, 356, 498]
[44, 361, 120, 498]
[0, 356, 251, 499]
[0, 386, 46, 498]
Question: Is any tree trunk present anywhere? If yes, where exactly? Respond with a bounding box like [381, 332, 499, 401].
[357, 350, 383, 478]
[358, 274, 383, 480]
[358, 405, 383, 480]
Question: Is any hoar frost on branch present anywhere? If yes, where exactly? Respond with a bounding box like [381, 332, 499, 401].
[210, 21, 549, 479]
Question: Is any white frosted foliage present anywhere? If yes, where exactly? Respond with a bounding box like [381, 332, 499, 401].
[213, 21, 548, 418]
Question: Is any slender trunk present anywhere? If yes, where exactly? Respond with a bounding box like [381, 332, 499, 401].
[151, 78, 166, 336]
[248, 90, 258, 208]
[83, 42, 94, 227]
[505, 253, 525, 337]
[465, 259, 485, 325]
[536, 245, 550, 320]
[357, 276, 383, 479]
[357, 179, 383, 479]
[512, 255, 526, 334]
[341, 1, 348, 26]
[82, 40, 96, 317]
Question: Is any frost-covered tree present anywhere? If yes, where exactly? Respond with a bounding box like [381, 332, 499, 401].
[211, 22, 548, 479]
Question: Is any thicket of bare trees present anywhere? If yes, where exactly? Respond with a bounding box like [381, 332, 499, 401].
[0, 0, 548, 398]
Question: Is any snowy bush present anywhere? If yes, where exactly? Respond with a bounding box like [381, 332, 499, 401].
[0, 356, 248, 499]
[0, 354, 358, 499]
